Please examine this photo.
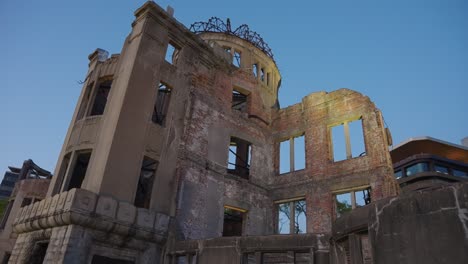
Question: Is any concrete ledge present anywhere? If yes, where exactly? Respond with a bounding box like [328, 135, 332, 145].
[12, 188, 170, 243]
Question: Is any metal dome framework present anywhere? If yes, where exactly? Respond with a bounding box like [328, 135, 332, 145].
[189, 17, 275, 61]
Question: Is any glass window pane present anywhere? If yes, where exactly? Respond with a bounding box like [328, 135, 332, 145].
[355, 189, 371, 207]
[453, 169, 467, 177]
[294, 200, 306, 234]
[394, 170, 403, 179]
[294, 135, 306, 170]
[280, 140, 290, 174]
[278, 203, 290, 234]
[405, 162, 429, 176]
[336, 193, 352, 217]
[434, 164, 449, 174]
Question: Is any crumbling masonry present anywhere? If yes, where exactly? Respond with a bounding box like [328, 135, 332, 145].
[7, 2, 406, 263]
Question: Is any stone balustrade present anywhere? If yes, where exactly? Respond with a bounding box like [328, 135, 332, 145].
[12, 188, 170, 244]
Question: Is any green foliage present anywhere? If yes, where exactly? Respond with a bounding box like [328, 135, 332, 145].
[336, 199, 352, 216]
[0, 198, 9, 219]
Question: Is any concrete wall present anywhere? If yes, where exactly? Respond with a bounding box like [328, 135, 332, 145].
[331, 182, 468, 264]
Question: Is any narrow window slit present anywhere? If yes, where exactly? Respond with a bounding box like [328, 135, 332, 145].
[152, 82, 172, 126]
[134, 157, 158, 209]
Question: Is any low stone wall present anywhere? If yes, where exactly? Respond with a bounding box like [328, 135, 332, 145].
[167, 233, 330, 264]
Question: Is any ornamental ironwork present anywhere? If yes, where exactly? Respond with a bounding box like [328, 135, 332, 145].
[190, 17, 275, 61]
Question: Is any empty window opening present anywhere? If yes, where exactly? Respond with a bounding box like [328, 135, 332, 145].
[66, 151, 91, 191]
[91, 255, 135, 264]
[90, 79, 112, 116]
[233, 50, 241, 67]
[279, 134, 305, 174]
[266, 72, 271, 86]
[227, 137, 251, 179]
[54, 153, 71, 195]
[223, 206, 246, 237]
[21, 198, 32, 207]
[28, 241, 49, 264]
[277, 199, 306, 234]
[279, 140, 290, 174]
[134, 157, 158, 209]
[335, 187, 371, 218]
[331, 118, 366, 162]
[349, 119, 366, 157]
[231, 89, 248, 112]
[252, 64, 258, 78]
[165, 42, 179, 64]
[152, 82, 172, 126]
[76, 83, 94, 120]
[260, 68, 265, 82]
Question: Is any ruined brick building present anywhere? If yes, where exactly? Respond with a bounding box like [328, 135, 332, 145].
[6, 1, 468, 264]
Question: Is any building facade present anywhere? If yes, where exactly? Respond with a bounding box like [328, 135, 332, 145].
[8, 2, 401, 263]
[0, 160, 51, 263]
[0, 168, 20, 200]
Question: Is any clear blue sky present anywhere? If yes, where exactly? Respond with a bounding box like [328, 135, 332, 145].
[1, 0, 467, 174]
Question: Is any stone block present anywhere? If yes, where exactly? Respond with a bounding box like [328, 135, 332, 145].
[136, 208, 156, 229]
[154, 213, 170, 234]
[62, 189, 98, 226]
[116, 201, 137, 224]
[95, 195, 117, 218]
[94, 195, 117, 231]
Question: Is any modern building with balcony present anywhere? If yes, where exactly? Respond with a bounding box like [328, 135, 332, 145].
[390, 136, 468, 192]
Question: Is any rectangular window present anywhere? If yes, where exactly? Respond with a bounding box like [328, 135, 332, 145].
[266, 72, 271, 86]
[134, 157, 158, 209]
[231, 89, 248, 112]
[66, 151, 91, 191]
[91, 255, 135, 264]
[54, 153, 71, 195]
[394, 170, 403, 179]
[279, 140, 290, 174]
[227, 137, 251, 179]
[434, 164, 449, 174]
[252, 64, 258, 78]
[331, 118, 366, 162]
[335, 187, 371, 218]
[222, 206, 246, 237]
[76, 83, 94, 120]
[348, 119, 366, 157]
[453, 169, 467, 177]
[165, 42, 179, 64]
[152, 82, 172, 126]
[233, 50, 241, 67]
[405, 162, 429, 176]
[260, 68, 265, 82]
[28, 241, 49, 264]
[90, 79, 112, 116]
[279, 134, 306, 174]
[277, 199, 306, 234]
